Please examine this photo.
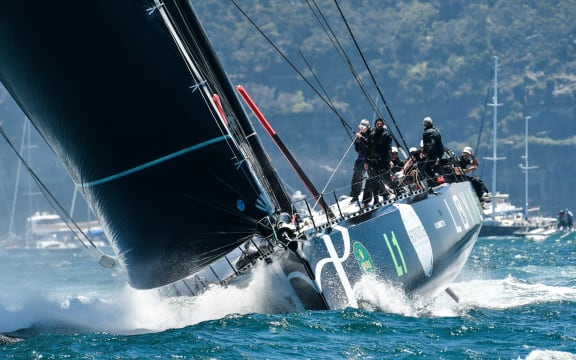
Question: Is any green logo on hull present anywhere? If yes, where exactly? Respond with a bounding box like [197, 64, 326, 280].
[353, 241, 375, 273]
[383, 231, 408, 277]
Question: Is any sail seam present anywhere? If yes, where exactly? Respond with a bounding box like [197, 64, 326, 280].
[83, 135, 231, 187]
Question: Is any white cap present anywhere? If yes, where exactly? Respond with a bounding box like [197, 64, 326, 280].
[423, 116, 433, 126]
[463, 146, 473, 155]
[409, 147, 417, 153]
[359, 119, 370, 127]
[391, 146, 398, 153]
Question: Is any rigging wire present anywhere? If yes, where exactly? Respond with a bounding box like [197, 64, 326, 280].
[306, 0, 395, 146]
[230, 0, 411, 196]
[307, 0, 404, 150]
[331, 0, 409, 154]
[306, 0, 384, 122]
[475, 66, 495, 180]
[229, 0, 364, 205]
[298, 49, 359, 126]
[228, 0, 351, 135]
[156, 0, 287, 212]
[318, 138, 356, 195]
[0, 122, 115, 268]
[8, 118, 26, 237]
[299, 50, 354, 139]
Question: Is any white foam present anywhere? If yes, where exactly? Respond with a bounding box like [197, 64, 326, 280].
[443, 275, 576, 311]
[2, 253, 575, 334]
[352, 275, 428, 317]
[0, 261, 300, 334]
[111, 262, 302, 331]
[347, 268, 576, 319]
[524, 349, 576, 360]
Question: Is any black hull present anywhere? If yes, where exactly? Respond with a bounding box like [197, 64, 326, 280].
[281, 182, 482, 309]
[160, 182, 482, 310]
[479, 225, 526, 237]
[311, 182, 480, 308]
[479, 220, 537, 237]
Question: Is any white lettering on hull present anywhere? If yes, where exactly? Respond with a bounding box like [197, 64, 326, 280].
[394, 203, 433, 277]
[314, 225, 358, 308]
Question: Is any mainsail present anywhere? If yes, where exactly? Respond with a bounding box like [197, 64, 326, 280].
[0, 0, 291, 289]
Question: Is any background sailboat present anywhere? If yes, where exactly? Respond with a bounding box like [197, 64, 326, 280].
[3, 117, 106, 249]
[479, 57, 545, 237]
[512, 115, 557, 238]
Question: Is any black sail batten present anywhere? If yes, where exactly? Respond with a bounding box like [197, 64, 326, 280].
[0, 0, 288, 289]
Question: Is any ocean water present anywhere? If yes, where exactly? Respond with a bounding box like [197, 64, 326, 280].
[1, 233, 575, 359]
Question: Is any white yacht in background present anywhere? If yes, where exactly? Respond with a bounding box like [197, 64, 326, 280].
[479, 59, 554, 238]
[25, 211, 106, 249]
[480, 193, 535, 237]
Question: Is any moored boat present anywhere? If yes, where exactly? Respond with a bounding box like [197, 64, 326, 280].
[480, 193, 535, 237]
[478, 60, 553, 239]
[24, 211, 107, 249]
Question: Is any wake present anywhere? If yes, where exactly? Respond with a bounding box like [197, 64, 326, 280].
[350, 269, 576, 318]
[2, 258, 575, 336]
[0, 261, 301, 335]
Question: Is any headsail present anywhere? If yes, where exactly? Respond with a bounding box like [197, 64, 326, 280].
[0, 0, 290, 289]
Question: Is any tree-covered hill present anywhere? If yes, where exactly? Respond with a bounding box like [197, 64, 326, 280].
[193, 0, 576, 215]
[196, 0, 576, 136]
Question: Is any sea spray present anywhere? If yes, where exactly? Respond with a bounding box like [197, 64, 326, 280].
[0, 260, 304, 334]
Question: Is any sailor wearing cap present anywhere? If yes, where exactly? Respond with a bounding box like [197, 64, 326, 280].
[456, 146, 491, 202]
[457, 146, 478, 174]
[349, 119, 371, 202]
[389, 146, 404, 174]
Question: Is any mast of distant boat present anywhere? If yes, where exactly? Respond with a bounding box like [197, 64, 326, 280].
[8, 117, 41, 242]
[484, 56, 505, 212]
[8, 118, 27, 239]
[519, 116, 538, 219]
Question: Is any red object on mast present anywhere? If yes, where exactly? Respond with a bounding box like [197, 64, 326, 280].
[212, 94, 228, 126]
[236, 85, 331, 215]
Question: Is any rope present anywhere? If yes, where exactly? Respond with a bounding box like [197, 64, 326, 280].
[229, 0, 352, 136]
[332, 0, 409, 154]
[319, 138, 355, 195]
[0, 120, 115, 267]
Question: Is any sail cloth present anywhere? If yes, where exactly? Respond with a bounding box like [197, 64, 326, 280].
[0, 1, 290, 288]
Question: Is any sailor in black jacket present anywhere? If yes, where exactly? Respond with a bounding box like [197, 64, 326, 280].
[421, 116, 444, 185]
[350, 119, 370, 202]
[363, 118, 394, 206]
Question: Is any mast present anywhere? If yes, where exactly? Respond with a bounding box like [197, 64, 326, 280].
[484, 56, 505, 208]
[491, 57, 498, 194]
[519, 116, 538, 219]
[8, 118, 27, 238]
